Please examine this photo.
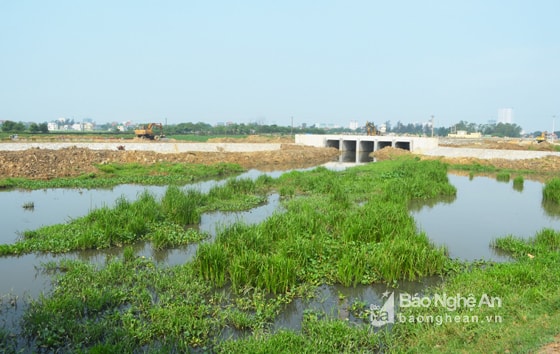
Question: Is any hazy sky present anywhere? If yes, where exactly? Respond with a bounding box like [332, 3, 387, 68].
[1, 1, 559, 132]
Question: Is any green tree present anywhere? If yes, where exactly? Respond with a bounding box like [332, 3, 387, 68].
[39, 123, 49, 133]
[1, 120, 25, 133]
[493, 123, 522, 137]
[29, 122, 40, 133]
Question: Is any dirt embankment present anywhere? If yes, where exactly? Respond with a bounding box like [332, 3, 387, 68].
[0, 144, 340, 180]
[439, 137, 558, 151]
[372, 145, 560, 174]
[3, 135, 560, 180]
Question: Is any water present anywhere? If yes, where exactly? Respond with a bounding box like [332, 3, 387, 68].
[272, 278, 442, 331]
[0, 173, 285, 298]
[410, 174, 560, 261]
[2, 168, 560, 341]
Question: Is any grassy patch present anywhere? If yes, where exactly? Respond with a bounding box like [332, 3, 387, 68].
[0, 176, 268, 255]
[513, 175, 524, 191]
[496, 172, 510, 182]
[0, 162, 244, 190]
[543, 178, 560, 203]
[195, 158, 455, 294]
[11, 156, 558, 352]
[388, 229, 560, 353]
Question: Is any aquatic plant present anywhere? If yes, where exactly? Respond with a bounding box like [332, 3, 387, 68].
[390, 228, 560, 353]
[0, 162, 245, 190]
[10, 156, 501, 352]
[207, 177, 268, 211]
[543, 178, 560, 203]
[161, 185, 205, 224]
[196, 158, 455, 294]
[493, 228, 560, 257]
[217, 312, 382, 353]
[496, 172, 510, 182]
[513, 175, 524, 191]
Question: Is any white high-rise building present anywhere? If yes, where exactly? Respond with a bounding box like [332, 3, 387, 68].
[498, 108, 513, 124]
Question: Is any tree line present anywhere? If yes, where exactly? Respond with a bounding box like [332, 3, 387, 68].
[387, 120, 525, 138]
[0, 119, 545, 138]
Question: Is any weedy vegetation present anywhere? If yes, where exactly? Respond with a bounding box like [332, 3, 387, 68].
[389, 228, 560, 353]
[0, 162, 244, 190]
[1, 156, 559, 352]
[543, 177, 560, 203]
[496, 172, 510, 182]
[513, 175, 524, 191]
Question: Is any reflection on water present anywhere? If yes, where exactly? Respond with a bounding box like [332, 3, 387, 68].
[408, 194, 456, 212]
[410, 175, 560, 261]
[542, 199, 560, 218]
[272, 277, 442, 332]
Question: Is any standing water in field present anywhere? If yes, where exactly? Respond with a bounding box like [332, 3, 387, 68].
[410, 174, 560, 261]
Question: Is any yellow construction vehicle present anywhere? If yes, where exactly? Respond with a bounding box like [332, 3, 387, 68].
[134, 123, 165, 140]
[365, 121, 378, 136]
[536, 131, 547, 143]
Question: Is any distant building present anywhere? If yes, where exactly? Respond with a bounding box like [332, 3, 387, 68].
[498, 108, 513, 124]
[349, 120, 360, 130]
[47, 122, 59, 131]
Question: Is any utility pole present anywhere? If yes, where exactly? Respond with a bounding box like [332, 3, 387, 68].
[291, 116, 293, 136]
[431, 115, 434, 137]
[553, 115, 556, 142]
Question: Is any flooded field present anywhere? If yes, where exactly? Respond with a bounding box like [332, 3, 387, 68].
[411, 174, 560, 261]
[1, 169, 556, 300]
[1, 163, 559, 351]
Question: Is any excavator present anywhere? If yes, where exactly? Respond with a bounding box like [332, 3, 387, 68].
[536, 131, 547, 143]
[365, 121, 378, 136]
[134, 123, 165, 140]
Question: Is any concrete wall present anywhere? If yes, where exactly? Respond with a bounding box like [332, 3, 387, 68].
[295, 134, 438, 153]
[0, 142, 282, 153]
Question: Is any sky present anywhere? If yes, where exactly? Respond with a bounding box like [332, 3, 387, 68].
[1, 1, 559, 132]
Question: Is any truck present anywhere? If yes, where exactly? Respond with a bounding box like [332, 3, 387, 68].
[134, 123, 165, 140]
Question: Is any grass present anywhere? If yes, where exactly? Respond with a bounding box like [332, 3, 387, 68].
[4, 156, 560, 352]
[388, 228, 560, 353]
[169, 134, 247, 142]
[0, 177, 267, 255]
[447, 160, 540, 180]
[513, 175, 524, 191]
[195, 158, 455, 295]
[22, 201, 34, 209]
[0, 162, 244, 190]
[217, 312, 383, 353]
[496, 172, 510, 182]
[543, 178, 560, 203]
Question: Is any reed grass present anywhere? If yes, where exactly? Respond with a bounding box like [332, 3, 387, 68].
[0, 162, 244, 190]
[492, 228, 560, 257]
[513, 175, 524, 191]
[161, 185, 205, 224]
[391, 228, 560, 353]
[496, 172, 510, 182]
[543, 178, 560, 203]
[218, 313, 382, 353]
[11, 156, 479, 352]
[196, 158, 456, 294]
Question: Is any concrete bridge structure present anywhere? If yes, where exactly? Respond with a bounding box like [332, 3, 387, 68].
[295, 134, 438, 163]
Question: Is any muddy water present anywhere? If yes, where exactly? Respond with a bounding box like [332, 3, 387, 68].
[410, 174, 560, 261]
